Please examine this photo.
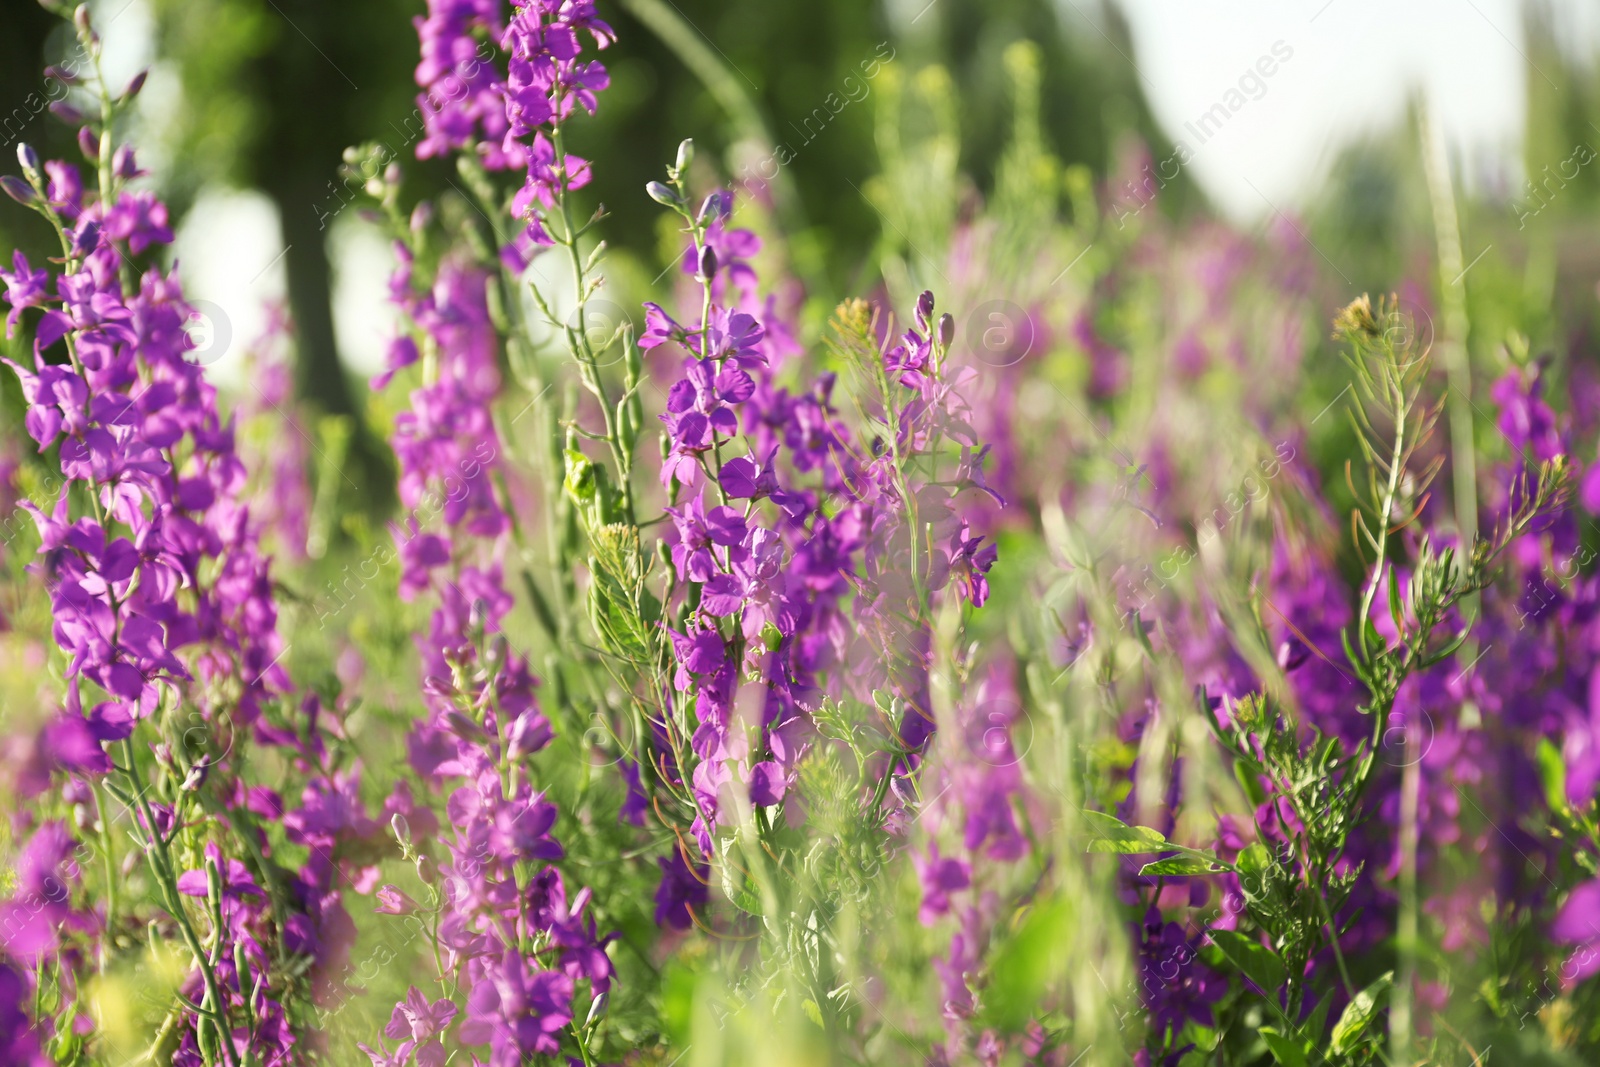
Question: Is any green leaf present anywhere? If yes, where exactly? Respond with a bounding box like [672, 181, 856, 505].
[1235, 842, 1272, 901]
[1233, 757, 1266, 807]
[1081, 809, 1170, 853]
[717, 838, 764, 916]
[1330, 971, 1392, 1053]
[1138, 856, 1225, 876]
[1537, 737, 1568, 813]
[1258, 1026, 1308, 1067]
[1209, 929, 1286, 994]
[1304, 994, 1333, 1047]
[1420, 627, 1468, 669]
[986, 895, 1073, 1031]
[1387, 563, 1405, 634]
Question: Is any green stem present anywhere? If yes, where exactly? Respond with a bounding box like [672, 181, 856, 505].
[120, 738, 240, 1067]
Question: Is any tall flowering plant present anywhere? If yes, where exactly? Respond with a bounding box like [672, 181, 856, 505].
[348, 0, 1005, 1057]
[0, 5, 392, 1066]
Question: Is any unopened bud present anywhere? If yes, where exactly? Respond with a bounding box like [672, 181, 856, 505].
[675, 139, 695, 174]
[390, 813, 411, 848]
[122, 69, 148, 102]
[77, 126, 97, 161]
[112, 144, 138, 179]
[585, 990, 610, 1028]
[73, 4, 91, 35]
[17, 143, 40, 181]
[696, 244, 718, 281]
[937, 312, 955, 349]
[645, 181, 680, 208]
[916, 290, 935, 330]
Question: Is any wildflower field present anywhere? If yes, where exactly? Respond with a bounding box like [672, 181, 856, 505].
[5, 1, 1600, 1064]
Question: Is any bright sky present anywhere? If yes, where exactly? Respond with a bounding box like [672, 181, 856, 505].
[1110, 0, 1600, 220]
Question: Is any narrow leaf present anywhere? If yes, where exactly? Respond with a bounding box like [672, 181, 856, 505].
[1138, 856, 1225, 876]
[1258, 1027, 1308, 1067]
[1330, 971, 1392, 1053]
[1209, 928, 1286, 994]
[1081, 809, 1170, 854]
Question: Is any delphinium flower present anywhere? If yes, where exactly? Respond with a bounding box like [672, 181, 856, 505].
[0, 8, 363, 1061]
[0, 960, 50, 1066]
[374, 217, 611, 1067]
[823, 293, 1001, 759]
[413, 0, 512, 167]
[498, 0, 613, 264]
[913, 673, 1038, 1062]
[641, 184, 793, 855]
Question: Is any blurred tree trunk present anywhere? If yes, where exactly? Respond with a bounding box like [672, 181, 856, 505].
[266, 171, 355, 418]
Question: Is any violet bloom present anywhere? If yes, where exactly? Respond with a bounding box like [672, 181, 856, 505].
[1552, 879, 1600, 986]
[0, 962, 48, 1066]
[459, 948, 575, 1065]
[654, 850, 710, 931]
[385, 985, 459, 1066]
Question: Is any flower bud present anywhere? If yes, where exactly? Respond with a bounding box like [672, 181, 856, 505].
[77, 126, 97, 160]
[409, 201, 433, 233]
[416, 854, 438, 884]
[916, 290, 935, 330]
[675, 139, 695, 174]
[485, 634, 508, 668]
[122, 69, 148, 102]
[73, 4, 91, 35]
[4, 174, 41, 204]
[645, 181, 680, 208]
[16, 143, 40, 182]
[375, 883, 420, 915]
[49, 101, 85, 126]
[937, 312, 955, 349]
[112, 144, 138, 179]
[469, 597, 488, 634]
[180, 758, 209, 792]
[44, 65, 79, 85]
[696, 244, 718, 281]
[585, 990, 610, 1028]
[390, 813, 411, 848]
